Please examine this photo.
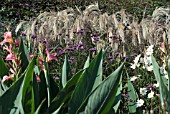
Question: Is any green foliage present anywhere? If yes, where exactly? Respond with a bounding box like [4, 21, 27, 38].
[151, 55, 170, 112]
[18, 37, 30, 71]
[0, 43, 124, 113]
[0, 58, 35, 114]
[61, 55, 72, 88]
[127, 71, 137, 113]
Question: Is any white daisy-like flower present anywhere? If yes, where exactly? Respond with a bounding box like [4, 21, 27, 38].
[130, 76, 138, 81]
[133, 54, 141, 64]
[130, 63, 136, 69]
[147, 65, 153, 71]
[146, 45, 154, 56]
[148, 91, 154, 98]
[136, 99, 144, 107]
[140, 88, 147, 95]
[130, 55, 141, 69]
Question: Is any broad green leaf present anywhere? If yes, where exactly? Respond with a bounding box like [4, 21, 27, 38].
[0, 56, 9, 78]
[83, 55, 90, 69]
[127, 71, 137, 113]
[0, 56, 9, 96]
[50, 75, 59, 100]
[92, 49, 107, 90]
[37, 71, 48, 113]
[68, 50, 103, 114]
[48, 70, 84, 113]
[22, 58, 35, 114]
[151, 55, 168, 108]
[77, 63, 124, 114]
[43, 63, 51, 107]
[35, 98, 46, 114]
[62, 55, 72, 88]
[18, 37, 30, 71]
[0, 58, 35, 114]
[33, 73, 40, 110]
[112, 81, 122, 113]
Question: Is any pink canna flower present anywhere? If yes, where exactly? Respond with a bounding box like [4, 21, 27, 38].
[3, 46, 17, 61]
[46, 49, 58, 62]
[5, 53, 16, 61]
[0, 32, 13, 46]
[36, 75, 41, 83]
[29, 53, 34, 60]
[4, 32, 12, 39]
[2, 74, 14, 84]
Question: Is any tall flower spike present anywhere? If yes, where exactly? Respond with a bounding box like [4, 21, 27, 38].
[46, 49, 58, 62]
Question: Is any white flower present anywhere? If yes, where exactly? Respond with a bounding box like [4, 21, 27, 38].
[146, 45, 154, 56]
[130, 54, 141, 69]
[130, 63, 136, 69]
[147, 65, 153, 71]
[140, 88, 147, 95]
[130, 76, 138, 81]
[144, 56, 152, 65]
[134, 54, 141, 64]
[136, 99, 144, 107]
[148, 91, 154, 98]
[153, 83, 159, 88]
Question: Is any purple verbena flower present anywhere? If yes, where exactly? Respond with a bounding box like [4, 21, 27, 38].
[89, 48, 96, 51]
[31, 34, 37, 39]
[115, 51, 120, 55]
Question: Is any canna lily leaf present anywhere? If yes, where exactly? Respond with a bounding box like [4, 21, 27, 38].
[127, 71, 137, 113]
[83, 55, 90, 69]
[0, 57, 35, 114]
[18, 37, 30, 71]
[0, 56, 9, 78]
[68, 50, 103, 114]
[0, 56, 9, 96]
[48, 70, 84, 113]
[92, 49, 107, 90]
[61, 55, 72, 88]
[112, 80, 122, 113]
[76, 62, 124, 114]
[151, 55, 168, 109]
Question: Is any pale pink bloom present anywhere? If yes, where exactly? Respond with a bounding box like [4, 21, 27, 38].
[36, 75, 41, 83]
[10, 68, 16, 74]
[5, 53, 16, 61]
[0, 32, 13, 46]
[2, 74, 14, 84]
[46, 49, 58, 62]
[4, 32, 12, 39]
[29, 53, 34, 60]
